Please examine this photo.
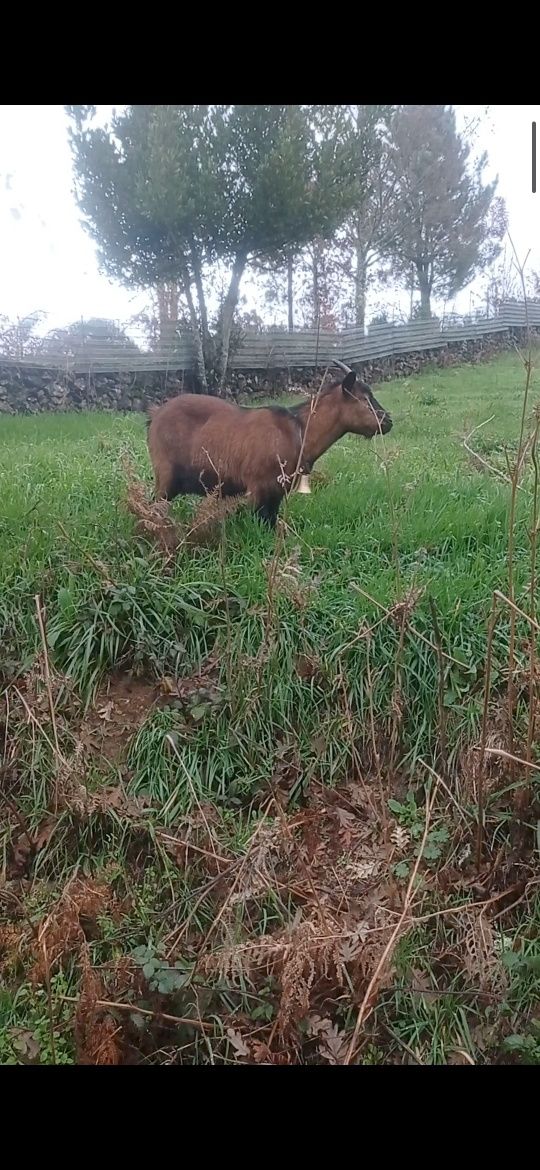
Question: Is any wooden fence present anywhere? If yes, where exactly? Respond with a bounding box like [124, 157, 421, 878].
[2, 301, 540, 375]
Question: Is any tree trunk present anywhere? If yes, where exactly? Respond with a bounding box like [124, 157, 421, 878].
[419, 283, 432, 319]
[192, 257, 209, 349]
[417, 268, 432, 319]
[354, 238, 367, 333]
[157, 281, 179, 346]
[180, 264, 209, 395]
[287, 254, 294, 332]
[312, 246, 320, 328]
[191, 255, 213, 379]
[218, 252, 247, 393]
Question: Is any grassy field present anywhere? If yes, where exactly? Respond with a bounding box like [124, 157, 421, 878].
[1, 351, 540, 1065]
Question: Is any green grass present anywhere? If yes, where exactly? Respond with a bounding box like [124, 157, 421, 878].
[1, 351, 540, 1065]
[0, 355, 536, 769]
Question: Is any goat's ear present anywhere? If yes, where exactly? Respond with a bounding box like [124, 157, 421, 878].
[342, 371, 356, 393]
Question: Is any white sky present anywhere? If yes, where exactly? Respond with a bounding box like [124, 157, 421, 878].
[0, 104, 538, 335]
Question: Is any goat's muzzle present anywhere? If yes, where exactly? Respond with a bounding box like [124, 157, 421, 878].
[378, 413, 392, 435]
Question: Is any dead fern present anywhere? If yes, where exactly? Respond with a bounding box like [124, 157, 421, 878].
[75, 954, 122, 1065]
[122, 457, 249, 554]
[187, 489, 249, 547]
[390, 825, 410, 851]
[461, 910, 507, 992]
[123, 459, 181, 554]
[201, 906, 388, 1041]
[31, 877, 117, 984]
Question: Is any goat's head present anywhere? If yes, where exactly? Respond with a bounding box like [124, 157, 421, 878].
[336, 364, 392, 438]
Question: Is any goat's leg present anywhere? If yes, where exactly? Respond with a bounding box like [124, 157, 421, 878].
[254, 495, 281, 528]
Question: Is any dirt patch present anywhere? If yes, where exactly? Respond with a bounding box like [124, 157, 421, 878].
[78, 660, 222, 767]
[79, 674, 159, 764]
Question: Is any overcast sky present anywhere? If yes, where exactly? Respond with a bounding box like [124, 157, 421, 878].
[0, 104, 538, 335]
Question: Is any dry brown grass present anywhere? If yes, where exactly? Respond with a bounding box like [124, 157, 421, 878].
[122, 458, 249, 555]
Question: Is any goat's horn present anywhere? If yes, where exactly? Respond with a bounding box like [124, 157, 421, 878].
[332, 359, 352, 374]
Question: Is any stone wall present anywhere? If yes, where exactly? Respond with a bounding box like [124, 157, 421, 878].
[0, 327, 537, 415]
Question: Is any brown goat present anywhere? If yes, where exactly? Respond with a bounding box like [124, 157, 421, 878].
[147, 369, 392, 527]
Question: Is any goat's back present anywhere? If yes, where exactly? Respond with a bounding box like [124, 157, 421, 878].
[147, 394, 302, 501]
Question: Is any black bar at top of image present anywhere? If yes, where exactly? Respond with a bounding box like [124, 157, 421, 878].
[533, 121, 537, 194]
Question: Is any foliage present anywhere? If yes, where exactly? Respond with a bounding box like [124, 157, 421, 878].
[330, 105, 398, 331]
[481, 248, 540, 316]
[0, 311, 47, 360]
[132, 945, 198, 995]
[250, 106, 506, 332]
[0, 976, 75, 1065]
[0, 312, 142, 363]
[380, 105, 506, 319]
[41, 317, 140, 357]
[254, 107, 395, 332]
[66, 105, 362, 390]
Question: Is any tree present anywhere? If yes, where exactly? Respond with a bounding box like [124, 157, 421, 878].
[381, 106, 506, 319]
[254, 246, 297, 332]
[41, 317, 140, 358]
[0, 312, 47, 360]
[252, 107, 396, 334]
[299, 238, 341, 330]
[128, 282, 187, 353]
[331, 106, 398, 332]
[155, 281, 180, 346]
[66, 105, 362, 392]
[480, 248, 520, 315]
[481, 248, 540, 316]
